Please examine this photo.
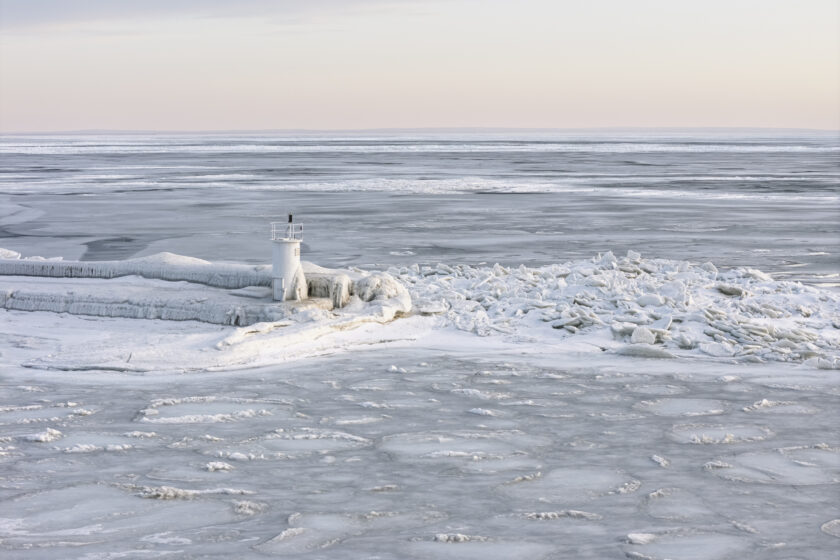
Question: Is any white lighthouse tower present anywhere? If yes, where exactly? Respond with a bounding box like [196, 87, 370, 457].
[271, 214, 306, 301]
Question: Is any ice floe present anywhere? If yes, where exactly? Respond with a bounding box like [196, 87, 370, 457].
[0, 484, 240, 548]
[706, 444, 840, 485]
[821, 519, 840, 538]
[499, 467, 636, 504]
[255, 510, 445, 555]
[645, 488, 717, 521]
[622, 530, 752, 560]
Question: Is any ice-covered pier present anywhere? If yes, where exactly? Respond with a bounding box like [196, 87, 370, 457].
[0, 250, 409, 327]
[1, 245, 838, 368]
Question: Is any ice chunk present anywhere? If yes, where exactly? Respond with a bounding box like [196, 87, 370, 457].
[699, 342, 735, 357]
[22, 428, 62, 442]
[434, 533, 490, 542]
[700, 261, 718, 276]
[329, 274, 352, 308]
[135, 485, 254, 499]
[821, 519, 840, 538]
[290, 265, 308, 301]
[716, 284, 746, 297]
[0, 249, 21, 260]
[355, 272, 406, 302]
[631, 326, 656, 344]
[651, 454, 670, 467]
[626, 533, 657, 545]
[637, 294, 665, 307]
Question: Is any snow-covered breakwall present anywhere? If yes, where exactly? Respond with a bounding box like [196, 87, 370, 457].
[0, 252, 272, 289]
[2, 248, 838, 366]
[0, 284, 300, 326]
[0, 250, 412, 326]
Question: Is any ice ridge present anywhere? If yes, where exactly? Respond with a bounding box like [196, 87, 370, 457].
[389, 251, 840, 367]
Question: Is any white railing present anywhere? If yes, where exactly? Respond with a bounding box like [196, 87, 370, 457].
[271, 222, 304, 241]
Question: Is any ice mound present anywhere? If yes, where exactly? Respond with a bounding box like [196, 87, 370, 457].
[388, 251, 840, 366]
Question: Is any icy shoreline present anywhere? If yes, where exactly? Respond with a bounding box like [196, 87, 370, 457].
[1, 248, 838, 371]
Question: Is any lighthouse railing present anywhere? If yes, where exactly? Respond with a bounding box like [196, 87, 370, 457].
[271, 222, 304, 241]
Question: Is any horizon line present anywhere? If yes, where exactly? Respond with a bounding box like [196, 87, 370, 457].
[2, 126, 839, 136]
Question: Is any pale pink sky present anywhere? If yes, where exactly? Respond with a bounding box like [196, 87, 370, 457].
[0, 0, 838, 132]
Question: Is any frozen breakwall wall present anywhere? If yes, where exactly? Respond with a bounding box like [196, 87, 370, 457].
[0, 284, 296, 326]
[0, 250, 411, 326]
[0, 252, 272, 289]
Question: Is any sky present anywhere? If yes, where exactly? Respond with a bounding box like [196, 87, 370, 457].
[0, 0, 838, 132]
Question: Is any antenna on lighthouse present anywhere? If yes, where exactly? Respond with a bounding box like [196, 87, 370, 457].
[270, 216, 305, 302]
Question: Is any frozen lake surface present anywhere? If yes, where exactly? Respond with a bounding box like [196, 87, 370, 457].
[2, 340, 839, 559]
[1, 131, 837, 283]
[1, 131, 838, 558]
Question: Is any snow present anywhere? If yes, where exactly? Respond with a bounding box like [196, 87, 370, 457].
[2, 131, 837, 558]
[388, 251, 840, 367]
[2, 249, 837, 369]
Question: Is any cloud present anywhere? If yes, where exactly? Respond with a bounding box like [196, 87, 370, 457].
[0, 0, 396, 30]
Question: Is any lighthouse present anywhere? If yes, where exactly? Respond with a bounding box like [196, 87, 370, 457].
[271, 214, 306, 301]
